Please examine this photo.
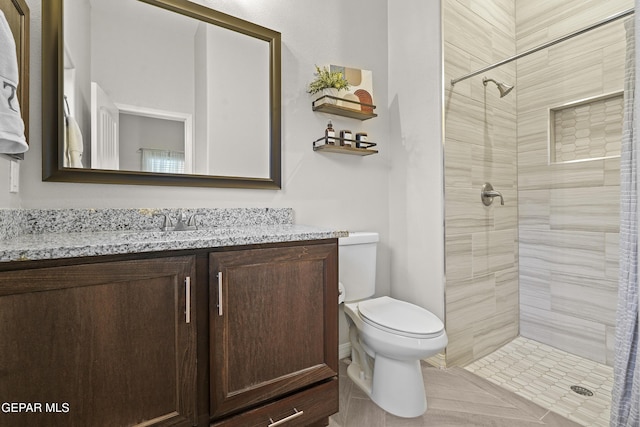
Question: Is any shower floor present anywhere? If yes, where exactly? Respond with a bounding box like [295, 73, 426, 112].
[465, 337, 614, 427]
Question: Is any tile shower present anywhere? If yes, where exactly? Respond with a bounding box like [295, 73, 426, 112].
[444, 0, 632, 371]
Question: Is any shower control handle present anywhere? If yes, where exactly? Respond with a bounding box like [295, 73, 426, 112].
[481, 183, 504, 206]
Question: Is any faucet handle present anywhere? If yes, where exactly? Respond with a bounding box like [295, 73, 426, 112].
[481, 183, 505, 206]
[187, 213, 201, 229]
[153, 213, 174, 231]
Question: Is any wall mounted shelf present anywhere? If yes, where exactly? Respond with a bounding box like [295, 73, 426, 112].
[313, 137, 378, 156]
[312, 95, 377, 121]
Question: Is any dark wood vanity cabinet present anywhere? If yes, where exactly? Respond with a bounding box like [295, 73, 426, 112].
[0, 256, 197, 427]
[0, 239, 339, 427]
[209, 243, 339, 426]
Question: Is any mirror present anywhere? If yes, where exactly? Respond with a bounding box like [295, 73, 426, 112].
[43, 0, 281, 188]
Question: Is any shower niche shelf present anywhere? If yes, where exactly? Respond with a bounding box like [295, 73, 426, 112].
[312, 95, 377, 121]
[312, 136, 378, 156]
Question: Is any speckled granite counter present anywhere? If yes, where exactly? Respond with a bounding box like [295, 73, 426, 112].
[0, 208, 347, 262]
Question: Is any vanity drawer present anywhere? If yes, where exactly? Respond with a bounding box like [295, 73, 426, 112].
[211, 378, 338, 427]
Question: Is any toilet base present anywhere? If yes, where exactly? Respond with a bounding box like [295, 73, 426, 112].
[347, 354, 427, 418]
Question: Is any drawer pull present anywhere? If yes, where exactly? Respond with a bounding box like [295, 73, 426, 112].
[268, 408, 304, 426]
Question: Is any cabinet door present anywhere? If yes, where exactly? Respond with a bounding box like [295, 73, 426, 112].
[0, 256, 197, 427]
[209, 243, 338, 419]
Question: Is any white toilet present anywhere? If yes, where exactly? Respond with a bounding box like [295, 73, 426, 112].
[339, 232, 448, 418]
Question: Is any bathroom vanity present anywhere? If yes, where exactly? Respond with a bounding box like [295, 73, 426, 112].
[0, 208, 342, 427]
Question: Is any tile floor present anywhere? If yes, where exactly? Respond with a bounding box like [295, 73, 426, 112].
[329, 358, 581, 426]
[465, 337, 614, 427]
[329, 337, 613, 426]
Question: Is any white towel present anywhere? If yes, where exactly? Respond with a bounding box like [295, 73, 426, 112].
[0, 10, 27, 154]
[64, 116, 84, 168]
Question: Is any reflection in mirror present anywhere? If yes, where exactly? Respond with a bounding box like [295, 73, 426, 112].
[43, 0, 281, 188]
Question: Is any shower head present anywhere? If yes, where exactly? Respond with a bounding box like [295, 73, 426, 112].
[482, 77, 514, 98]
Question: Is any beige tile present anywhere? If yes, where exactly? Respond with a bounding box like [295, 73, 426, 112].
[468, 0, 515, 46]
[519, 229, 606, 279]
[444, 138, 472, 189]
[549, 272, 618, 326]
[472, 229, 516, 276]
[604, 233, 620, 279]
[519, 189, 551, 230]
[444, 91, 489, 145]
[444, 0, 494, 64]
[495, 266, 519, 311]
[549, 186, 620, 233]
[520, 305, 607, 364]
[446, 274, 497, 332]
[445, 187, 494, 235]
[445, 233, 472, 281]
[494, 189, 518, 230]
[472, 145, 517, 190]
[472, 309, 519, 361]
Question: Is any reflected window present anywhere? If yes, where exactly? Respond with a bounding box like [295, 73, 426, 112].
[141, 148, 184, 174]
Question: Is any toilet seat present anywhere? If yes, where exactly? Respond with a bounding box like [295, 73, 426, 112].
[358, 296, 444, 339]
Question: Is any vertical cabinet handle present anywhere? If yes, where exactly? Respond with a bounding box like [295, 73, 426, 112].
[185, 276, 191, 324]
[217, 272, 223, 316]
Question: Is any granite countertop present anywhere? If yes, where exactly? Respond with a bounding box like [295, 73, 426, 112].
[0, 208, 347, 263]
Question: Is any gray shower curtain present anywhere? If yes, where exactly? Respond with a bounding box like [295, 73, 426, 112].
[611, 17, 640, 427]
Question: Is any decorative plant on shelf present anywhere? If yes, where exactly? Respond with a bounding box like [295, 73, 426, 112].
[307, 65, 350, 98]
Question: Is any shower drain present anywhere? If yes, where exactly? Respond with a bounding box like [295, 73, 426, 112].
[570, 385, 594, 396]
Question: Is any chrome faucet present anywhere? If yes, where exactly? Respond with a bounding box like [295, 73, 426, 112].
[173, 211, 190, 231]
[481, 183, 504, 206]
[153, 212, 174, 231]
[153, 211, 200, 231]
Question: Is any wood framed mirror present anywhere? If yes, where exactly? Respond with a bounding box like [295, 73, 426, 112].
[42, 0, 281, 189]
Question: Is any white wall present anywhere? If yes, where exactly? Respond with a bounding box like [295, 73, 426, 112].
[387, 1, 445, 320]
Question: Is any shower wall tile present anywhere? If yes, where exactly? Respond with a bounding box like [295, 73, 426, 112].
[447, 274, 497, 332]
[518, 189, 550, 230]
[519, 266, 552, 311]
[495, 266, 519, 312]
[604, 233, 620, 280]
[472, 229, 516, 276]
[445, 187, 494, 235]
[549, 272, 618, 326]
[549, 187, 620, 233]
[444, 0, 518, 367]
[444, 0, 494, 64]
[518, 161, 605, 191]
[472, 145, 517, 190]
[444, 139, 472, 188]
[519, 230, 606, 279]
[520, 304, 608, 364]
[516, 0, 628, 366]
[494, 188, 518, 231]
[445, 328, 475, 367]
[526, 67, 605, 114]
[489, 108, 518, 153]
[516, 0, 633, 51]
[445, 93, 488, 145]
[445, 234, 472, 281]
[604, 157, 621, 186]
[472, 307, 519, 361]
[445, 41, 473, 98]
[467, 0, 515, 42]
[606, 326, 616, 366]
[603, 39, 627, 93]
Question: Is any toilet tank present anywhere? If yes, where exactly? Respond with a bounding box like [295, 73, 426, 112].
[338, 232, 379, 302]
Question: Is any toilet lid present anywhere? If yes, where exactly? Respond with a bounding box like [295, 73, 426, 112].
[358, 296, 444, 339]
